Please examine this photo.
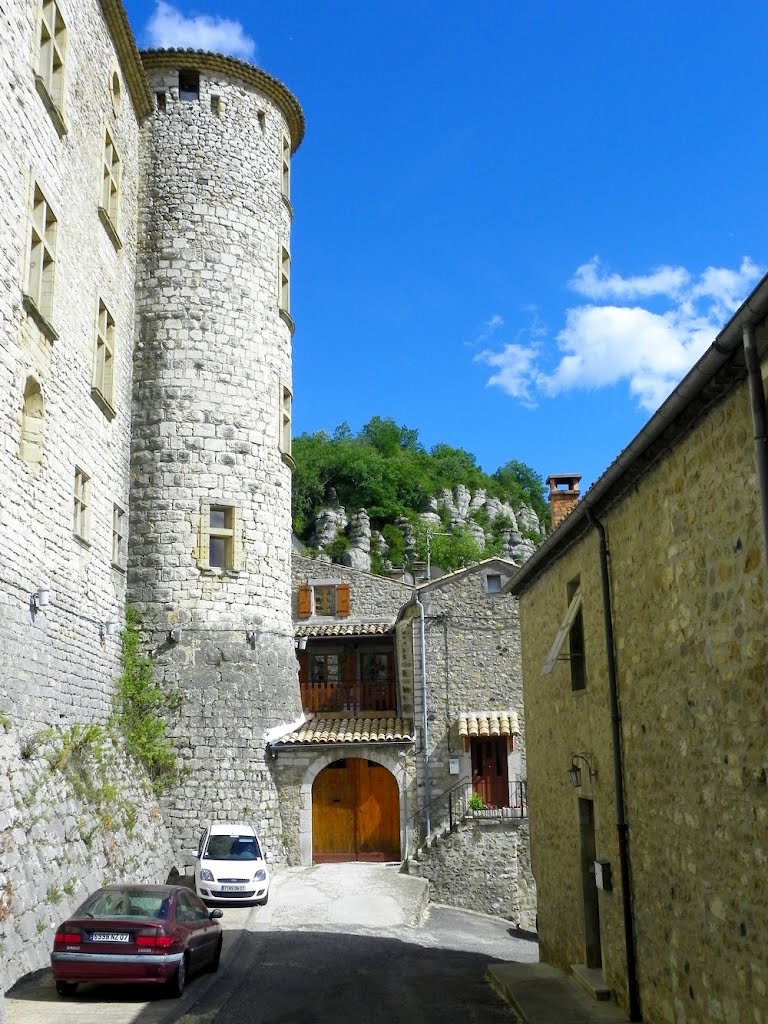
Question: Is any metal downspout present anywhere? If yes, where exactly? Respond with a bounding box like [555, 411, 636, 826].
[416, 593, 431, 839]
[742, 323, 768, 574]
[586, 509, 642, 1022]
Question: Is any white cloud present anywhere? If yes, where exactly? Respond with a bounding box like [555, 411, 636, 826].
[145, 2, 256, 61]
[466, 314, 504, 348]
[569, 256, 690, 301]
[477, 256, 764, 412]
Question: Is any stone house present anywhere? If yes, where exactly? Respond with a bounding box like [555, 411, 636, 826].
[506, 276, 768, 1020]
[274, 553, 536, 929]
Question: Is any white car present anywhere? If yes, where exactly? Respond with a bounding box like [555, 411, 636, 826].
[194, 822, 270, 905]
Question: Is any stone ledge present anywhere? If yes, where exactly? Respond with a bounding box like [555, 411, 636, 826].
[571, 964, 612, 1000]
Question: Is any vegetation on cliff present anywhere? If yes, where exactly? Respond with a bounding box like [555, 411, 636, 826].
[292, 417, 547, 572]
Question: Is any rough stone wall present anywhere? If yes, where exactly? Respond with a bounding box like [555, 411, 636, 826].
[414, 560, 526, 809]
[0, 721, 174, 994]
[129, 60, 301, 860]
[292, 554, 413, 621]
[518, 378, 768, 1023]
[0, 0, 141, 729]
[407, 818, 535, 929]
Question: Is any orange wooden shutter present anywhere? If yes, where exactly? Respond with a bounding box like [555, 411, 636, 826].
[336, 583, 350, 617]
[297, 585, 311, 618]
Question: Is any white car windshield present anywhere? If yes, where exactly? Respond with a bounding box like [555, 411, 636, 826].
[204, 834, 261, 860]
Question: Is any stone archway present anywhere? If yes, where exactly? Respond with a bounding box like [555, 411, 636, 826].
[311, 757, 401, 863]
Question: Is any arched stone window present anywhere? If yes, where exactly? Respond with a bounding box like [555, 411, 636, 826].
[20, 377, 44, 472]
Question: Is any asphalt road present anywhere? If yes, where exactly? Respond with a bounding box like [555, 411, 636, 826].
[5, 866, 538, 1024]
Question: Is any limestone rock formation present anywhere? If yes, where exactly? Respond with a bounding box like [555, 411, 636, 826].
[304, 486, 543, 573]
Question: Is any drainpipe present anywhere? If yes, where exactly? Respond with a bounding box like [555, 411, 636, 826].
[416, 592, 431, 840]
[743, 323, 768, 574]
[586, 509, 642, 1022]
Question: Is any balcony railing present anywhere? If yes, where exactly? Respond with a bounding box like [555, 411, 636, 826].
[300, 679, 396, 714]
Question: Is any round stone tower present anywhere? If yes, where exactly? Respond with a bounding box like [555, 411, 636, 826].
[129, 50, 305, 858]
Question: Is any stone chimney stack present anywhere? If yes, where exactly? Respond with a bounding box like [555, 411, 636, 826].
[546, 474, 582, 530]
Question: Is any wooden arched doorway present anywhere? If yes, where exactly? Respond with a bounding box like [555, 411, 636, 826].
[312, 758, 400, 862]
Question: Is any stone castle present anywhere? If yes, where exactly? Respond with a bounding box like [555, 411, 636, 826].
[1, 0, 303, 866]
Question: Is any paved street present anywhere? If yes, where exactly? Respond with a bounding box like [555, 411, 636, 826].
[5, 865, 538, 1024]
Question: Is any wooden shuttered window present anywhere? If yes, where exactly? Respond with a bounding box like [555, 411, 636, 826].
[297, 585, 312, 618]
[541, 588, 582, 675]
[336, 583, 350, 617]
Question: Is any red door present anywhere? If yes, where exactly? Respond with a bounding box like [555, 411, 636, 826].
[470, 738, 510, 807]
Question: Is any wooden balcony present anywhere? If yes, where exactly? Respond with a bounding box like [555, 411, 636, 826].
[300, 678, 396, 714]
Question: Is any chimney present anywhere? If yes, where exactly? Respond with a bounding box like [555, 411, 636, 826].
[546, 474, 581, 530]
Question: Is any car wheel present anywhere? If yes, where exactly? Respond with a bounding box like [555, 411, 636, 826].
[56, 981, 78, 997]
[168, 953, 188, 998]
[208, 936, 222, 972]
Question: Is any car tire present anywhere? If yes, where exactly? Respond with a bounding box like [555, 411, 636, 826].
[168, 953, 188, 998]
[208, 936, 222, 972]
[55, 981, 78, 997]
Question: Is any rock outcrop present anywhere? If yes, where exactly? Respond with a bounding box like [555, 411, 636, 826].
[303, 486, 542, 573]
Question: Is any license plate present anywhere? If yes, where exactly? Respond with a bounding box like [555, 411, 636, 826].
[220, 885, 246, 892]
[90, 932, 130, 942]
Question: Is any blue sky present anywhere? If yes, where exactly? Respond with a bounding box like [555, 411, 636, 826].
[124, 0, 768, 494]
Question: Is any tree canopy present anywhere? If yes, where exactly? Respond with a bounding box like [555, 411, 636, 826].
[292, 418, 548, 546]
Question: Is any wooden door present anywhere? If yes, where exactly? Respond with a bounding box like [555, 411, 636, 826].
[312, 758, 400, 862]
[471, 737, 510, 807]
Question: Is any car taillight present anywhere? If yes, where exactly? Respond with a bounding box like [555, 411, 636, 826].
[136, 931, 173, 950]
[54, 929, 82, 946]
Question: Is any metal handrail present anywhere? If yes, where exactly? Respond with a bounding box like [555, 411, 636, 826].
[404, 779, 528, 860]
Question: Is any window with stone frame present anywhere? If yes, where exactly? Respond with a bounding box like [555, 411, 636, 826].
[280, 133, 291, 200]
[91, 300, 115, 417]
[99, 127, 121, 245]
[24, 183, 57, 336]
[73, 467, 90, 542]
[278, 246, 290, 315]
[279, 383, 292, 459]
[196, 501, 244, 572]
[20, 377, 44, 472]
[35, 0, 67, 132]
[112, 503, 126, 569]
[567, 576, 586, 691]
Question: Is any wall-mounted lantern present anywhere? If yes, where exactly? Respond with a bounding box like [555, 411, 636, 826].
[567, 752, 597, 788]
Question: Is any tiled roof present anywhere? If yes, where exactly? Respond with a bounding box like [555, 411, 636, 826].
[275, 714, 413, 746]
[295, 622, 393, 638]
[458, 711, 520, 738]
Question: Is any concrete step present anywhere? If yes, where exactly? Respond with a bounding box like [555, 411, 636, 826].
[571, 964, 612, 1001]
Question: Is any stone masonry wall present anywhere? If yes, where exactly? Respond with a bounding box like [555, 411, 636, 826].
[407, 817, 536, 930]
[0, 0, 141, 729]
[415, 560, 526, 812]
[129, 59, 302, 858]
[0, 720, 175, 995]
[518, 376, 768, 1023]
[292, 554, 414, 621]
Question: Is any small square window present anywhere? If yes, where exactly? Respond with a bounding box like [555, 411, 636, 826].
[314, 585, 336, 616]
[486, 574, 502, 594]
[73, 468, 90, 542]
[209, 505, 234, 568]
[178, 69, 199, 102]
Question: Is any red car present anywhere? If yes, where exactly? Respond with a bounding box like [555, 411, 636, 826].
[51, 884, 223, 998]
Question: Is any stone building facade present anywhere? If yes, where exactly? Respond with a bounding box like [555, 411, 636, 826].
[0, 0, 303, 995]
[508, 279, 768, 1021]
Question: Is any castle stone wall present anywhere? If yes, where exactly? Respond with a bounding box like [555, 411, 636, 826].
[129, 58, 303, 857]
[0, 0, 141, 729]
